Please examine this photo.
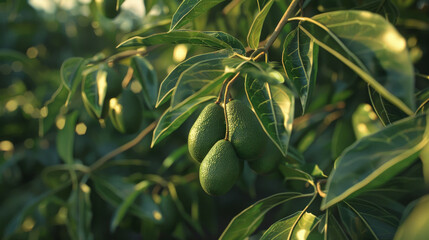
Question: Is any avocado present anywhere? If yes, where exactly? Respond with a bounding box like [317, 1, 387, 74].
[188, 103, 226, 162]
[199, 140, 242, 195]
[226, 100, 266, 160]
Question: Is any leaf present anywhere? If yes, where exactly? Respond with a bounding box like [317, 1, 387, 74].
[421, 143, 429, 186]
[156, 49, 235, 107]
[151, 96, 215, 147]
[111, 181, 151, 231]
[219, 192, 311, 239]
[118, 30, 245, 53]
[131, 56, 158, 109]
[170, 57, 245, 109]
[158, 145, 188, 174]
[241, 62, 285, 85]
[352, 103, 383, 139]
[321, 112, 429, 210]
[331, 118, 356, 159]
[368, 85, 408, 125]
[247, 0, 274, 49]
[282, 23, 319, 113]
[324, 211, 349, 240]
[81, 68, 106, 118]
[337, 203, 376, 239]
[39, 85, 68, 136]
[56, 111, 79, 164]
[116, 0, 125, 10]
[170, 0, 226, 30]
[354, 0, 399, 24]
[245, 78, 295, 157]
[394, 194, 429, 240]
[292, 10, 415, 115]
[67, 182, 93, 240]
[260, 211, 320, 240]
[60, 57, 85, 105]
[91, 174, 160, 222]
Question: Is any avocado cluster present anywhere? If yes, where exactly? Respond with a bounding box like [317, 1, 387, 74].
[189, 100, 281, 196]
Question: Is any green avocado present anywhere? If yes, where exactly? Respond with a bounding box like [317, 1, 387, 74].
[199, 140, 242, 196]
[226, 100, 266, 160]
[109, 89, 143, 134]
[188, 103, 226, 162]
[249, 140, 281, 174]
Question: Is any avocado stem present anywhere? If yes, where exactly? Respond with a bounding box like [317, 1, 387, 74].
[223, 72, 241, 140]
[215, 76, 230, 104]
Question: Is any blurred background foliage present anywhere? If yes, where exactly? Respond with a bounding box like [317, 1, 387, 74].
[0, 0, 428, 239]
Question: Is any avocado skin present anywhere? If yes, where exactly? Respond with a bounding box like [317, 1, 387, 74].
[249, 140, 281, 174]
[199, 140, 242, 196]
[109, 89, 143, 134]
[227, 100, 266, 160]
[188, 103, 226, 162]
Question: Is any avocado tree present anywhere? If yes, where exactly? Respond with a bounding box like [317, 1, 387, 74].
[1, 0, 429, 239]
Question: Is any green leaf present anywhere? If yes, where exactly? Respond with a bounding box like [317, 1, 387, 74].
[91, 174, 161, 222]
[260, 211, 320, 240]
[57, 111, 79, 164]
[116, 0, 125, 10]
[241, 62, 285, 85]
[39, 85, 68, 136]
[245, 78, 295, 157]
[60, 57, 85, 105]
[352, 104, 383, 139]
[131, 56, 158, 109]
[368, 85, 408, 125]
[170, 58, 245, 109]
[156, 49, 235, 107]
[81, 68, 106, 118]
[337, 203, 376, 240]
[421, 143, 429, 186]
[282, 23, 319, 113]
[151, 96, 215, 147]
[292, 10, 415, 115]
[118, 30, 245, 53]
[67, 182, 93, 240]
[331, 118, 356, 159]
[158, 145, 188, 174]
[219, 192, 311, 239]
[247, 0, 274, 49]
[170, 0, 226, 30]
[354, 0, 399, 24]
[323, 211, 349, 240]
[111, 181, 151, 231]
[394, 194, 429, 240]
[321, 112, 429, 210]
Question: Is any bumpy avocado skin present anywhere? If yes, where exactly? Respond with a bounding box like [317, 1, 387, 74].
[227, 100, 266, 160]
[199, 140, 242, 196]
[249, 140, 282, 174]
[188, 103, 226, 162]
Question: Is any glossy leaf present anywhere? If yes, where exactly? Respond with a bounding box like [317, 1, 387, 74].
[156, 49, 234, 107]
[56, 111, 79, 164]
[151, 96, 215, 147]
[81, 68, 106, 118]
[91, 174, 160, 222]
[260, 211, 320, 240]
[131, 56, 158, 109]
[292, 10, 415, 115]
[368, 85, 408, 125]
[322, 112, 429, 210]
[111, 181, 151, 231]
[170, 0, 226, 30]
[60, 57, 85, 104]
[394, 194, 429, 240]
[219, 192, 311, 239]
[331, 118, 355, 159]
[118, 30, 245, 53]
[337, 203, 376, 239]
[247, 0, 274, 49]
[282, 23, 319, 112]
[170, 57, 244, 109]
[355, 0, 399, 24]
[323, 211, 349, 240]
[245, 78, 295, 157]
[67, 182, 93, 240]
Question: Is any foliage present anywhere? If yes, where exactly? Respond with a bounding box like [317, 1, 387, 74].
[1, 0, 429, 239]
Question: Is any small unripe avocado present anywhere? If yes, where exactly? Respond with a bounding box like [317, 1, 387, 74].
[227, 100, 266, 160]
[249, 140, 281, 174]
[199, 140, 242, 196]
[109, 89, 143, 134]
[188, 103, 226, 162]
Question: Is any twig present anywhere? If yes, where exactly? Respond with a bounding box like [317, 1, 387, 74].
[317, 179, 327, 198]
[90, 120, 158, 172]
